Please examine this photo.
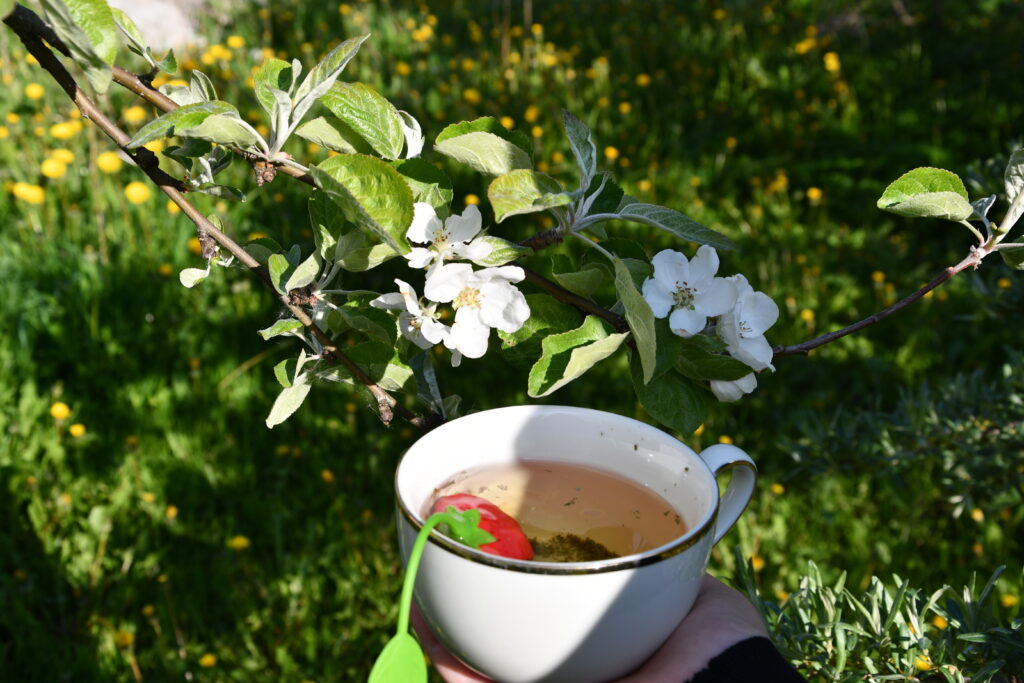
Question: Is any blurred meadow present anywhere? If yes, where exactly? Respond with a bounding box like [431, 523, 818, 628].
[1, 0, 1023, 680]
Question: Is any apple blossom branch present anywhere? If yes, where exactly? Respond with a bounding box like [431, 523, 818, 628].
[4, 4, 428, 430]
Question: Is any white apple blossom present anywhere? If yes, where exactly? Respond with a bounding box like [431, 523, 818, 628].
[424, 263, 530, 366]
[710, 373, 758, 402]
[370, 279, 448, 350]
[717, 274, 779, 372]
[642, 246, 737, 337]
[405, 203, 492, 275]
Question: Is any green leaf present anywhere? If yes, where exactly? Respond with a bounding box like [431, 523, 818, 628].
[293, 35, 370, 117]
[273, 358, 295, 388]
[876, 167, 973, 221]
[367, 632, 427, 683]
[675, 336, 752, 382]
[528, 316, 628, 397]
[1003, 149, 1024, 231]
[309, 191, 342, 261]
[333, 302, 397, 346]
[562, 110, 597, 186]
[436, 117, 532, 153]
[284, 252, 321, 291]
[597, 237, 649, 262]
[631, 363, 706, 435]
[613, 257, 657, 384]
[125, 101, 239, 149]
[268, 253, 291, 294]
[109, 7, 147, 54]
[189, 69, 217, 102]
[311, 155, 414, 254]
[468, 235, 531, 267]
[0, 0, 15, 19]
[266, 372, 313, 428]
[177, 113, 260, 150]
[254, 58, 295, 118]
[320, 82, 405, 159]
[617, 203, 736, 251]
[294, 116, 372, 154]
[488, 169, 564, 222]
[178, 266, 210, 288]
[335, 231, 400, 271]
[391, 158, 453, 214]
[498, 294, 580, 349]
[40, 0, 117, 93]
[1000, 245, 1024, 270]
[436, 131, 533, 177]
[550, 254, 610, 297]
[582, 173, 625, 217]
[652, 318, 683, 380]
[259, 318, 304, 340]
[322, 342, 413, 392]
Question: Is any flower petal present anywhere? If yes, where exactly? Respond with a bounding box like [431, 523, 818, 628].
[479, 265, 525, 283]
[419, 318, 449, 345]
[424, 263, 473, 302]
[651, 249, 690, 289]
[668, 306, 706, 337]
[735, 334, 775, 372]
[642, 278, 674, 318]
[710, 373, 757, 402]
[444, 204, 482, 243]
[740, 291, 779, 337]
[395, 278, 423, 316]
[694, 277, 737, 318]
[370, 292, 404, 310]
[405, 247, 435, 270]
[452, 238, 493, 263]
[407, 202, 442, 244]
[449, 314, 490, 359]
[480, 284, 530, 333]
[689, 245, 720, 283]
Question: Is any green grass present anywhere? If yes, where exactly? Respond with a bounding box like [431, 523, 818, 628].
[1, 0, 1023, 680]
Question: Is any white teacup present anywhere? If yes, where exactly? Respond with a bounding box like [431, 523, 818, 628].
[395, 405, 756, 683]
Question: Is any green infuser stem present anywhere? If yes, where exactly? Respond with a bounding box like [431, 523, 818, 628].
[395, 515, 445, 637]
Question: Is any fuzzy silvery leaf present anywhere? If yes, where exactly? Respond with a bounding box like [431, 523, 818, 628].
[391, 159, 453, 215]
[192, 183, 246, 202]
[109, 7, 147, 55]
[189, 69, 217, 102]
[550, 254, 610, 298]
[334, 231, 400, 272]
[631, 361, 706, 435]
[1003, 149, 1024, 231]
[435, 131, 533, 177]
[877, 167, 973, 221]
[527, 316, 628, 397]
[675, 337, 753, 382]
[259, 318, 304, 340]
[308, 191, 341, 261]
[178, 266, 210, 288]
[294, 116, 371, 154]
[284, 252, 321, 292]
[310, 155, 414, 255]
[398, 110, 425, 158]
[268, 253, 292, 294]
[488, 169, 564, 222]
[319, 82, 405, 160]
[562, 110, 597, 187]
[971, 195, 997, 230]
[268, 87, 292, 148]
[126, 101, 239, 149]
[266, 371, 313, 428]
[273, 358, 295, 388]
[320, 342, 413, 392]
[618, 203, 736, 251]
[1000, 245, 1024, 271]
[436, 117, 532, 155]
[160, 84, 203, 106]
[332, 303, 397, 346]
[254, 59, 295, 118]
[40, 0, 117, 93]
[292, 34, 370, 118]
[467, 236, 531, 267]
[614, 257, 657, 384]
[178, 113, 262, 151]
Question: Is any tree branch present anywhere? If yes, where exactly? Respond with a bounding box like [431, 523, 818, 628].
[772, 249, 986, 358]
[5, 5, 428, 430]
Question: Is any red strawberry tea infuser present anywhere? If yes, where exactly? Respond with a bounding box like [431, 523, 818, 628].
[368, 495, 532, 682]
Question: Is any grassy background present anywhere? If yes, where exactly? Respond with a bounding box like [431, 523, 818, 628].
[1, 0, 1022, 680]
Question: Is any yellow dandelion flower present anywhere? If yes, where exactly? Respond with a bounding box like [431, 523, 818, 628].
[59, 492, 72, 506]
[114, 630, 135, 648]
[395, 61, 412, 76]
[751, 554, 765, 571]
[775, 589, 790, 602]
[166, 200, 180, 215]
[188, 357, 201, 371]
[725, 136, 738, 150]
[524, 105, 540, 123]
[806, 187, 823, 202]
[25, 82, 45, 100]
[142, 492, 156, 503]
[693, 424, 705, 436]
[123, 106, 148, 125]
[932, 615, 948, 629]
[635, 73, 651, 87]
[498, 116, 515, 131]
[158, 263, 174, 277]
[530, 125, 543, 138]
[597, 96, 610, 108]
[800, 308, 815, 322]
[770, 482, 785, 495]
[997, 277, 1012, 289]
[51, 148, 74, 164]
[604, 145, 619, 161]
[5, 112, 19, 124]
[339, 3, 351, 15]
[226, 35, 245, 49]
[794, 37, 817, 55]
[718, 435, 734, 445]
[531, 23, 543, 36]
[972, 542, 984, 556]
[198, 653, 217, 668]
[141, 604, 155, 617]
[1001, 594, 1019, 608]
[124, 181, 152, 204]
[823, 52, 841, 73]
[96, 151, 123, 174]
[187, 236, 202, 255]
[871, 270, 885, 284]
[551, 151, 565, 164]
[321, 469, 336, 484]
[165, 504, 178, 520]
[914, 655, 932, 671]
[13, 182, 45, 205]
[0, 125, 7, 139]
[464, 193, 480, 206]
[712, 8, 728, 20]
[50, 402, 71, 420]
[690, 176, 702, 188]
[227, 535, 251, 551]
[462, 88, 481, 105]
[637, 179, 652, 192]
[40, 158, 67, 179]
[970, 507, 985, 523]
[69, 423, 86, 438]
[617, 101, 632, 115]
[49, 122, 76, 140]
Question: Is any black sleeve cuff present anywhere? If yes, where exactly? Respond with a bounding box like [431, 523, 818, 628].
[689, 636, 806, 683]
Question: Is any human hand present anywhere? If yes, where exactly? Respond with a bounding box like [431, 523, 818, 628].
[411, 574, 769, 683]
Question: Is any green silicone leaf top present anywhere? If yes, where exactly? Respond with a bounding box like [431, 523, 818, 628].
[391, 158, 454, 214]
[631, 362, 706, 436]
[562, 110, 597, 186]
[617, 203, 736, 251]
[876, 167, 973, 221]
[613, 257, 657, 384]
[435, 507, 495, 548]
[126, 101, 239, 149]
[311, 154, 414, 255]
[528, 316, 628, 397]
[488, 169, 564, 222]
[41, 0, 118, 93]
[1003, 149, 1024, 232]
[367, 632, 427, 683]
[319, 82, 405, 160]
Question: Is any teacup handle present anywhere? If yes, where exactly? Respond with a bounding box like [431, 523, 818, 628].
[698, 444, 757, 544]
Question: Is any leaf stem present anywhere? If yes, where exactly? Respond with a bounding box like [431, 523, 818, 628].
[959, 220, 985, 245]
[396, 515, 445, 636]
